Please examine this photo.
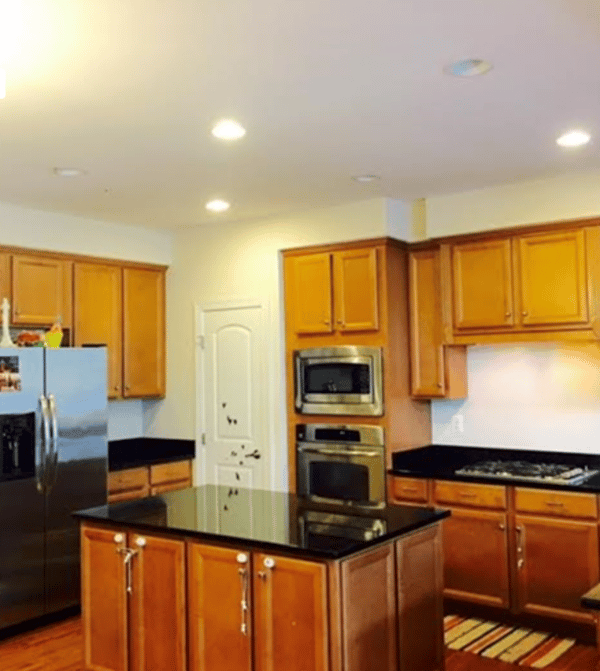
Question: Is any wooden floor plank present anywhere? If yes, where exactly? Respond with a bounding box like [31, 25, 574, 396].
[0, 616, 597, 671]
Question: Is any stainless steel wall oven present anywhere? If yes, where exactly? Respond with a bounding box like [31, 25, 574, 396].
[296, 423, 385, 510]
[294, 346, 383, 416]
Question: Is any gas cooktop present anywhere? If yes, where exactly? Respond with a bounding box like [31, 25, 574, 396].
[455, 459, 599, 485]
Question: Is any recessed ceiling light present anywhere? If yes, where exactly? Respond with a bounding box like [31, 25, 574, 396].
[206, 199, 230, 212]
[352, 175, 380, 183]
[53, 167, 85, 177]
[211, 119, 246, 141]
[444, 59, 493, 77]
[556, 130, 591, 148]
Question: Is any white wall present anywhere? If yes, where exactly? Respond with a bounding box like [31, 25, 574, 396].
[144, 197, 413, 489]
[426, 169, 600, 238]
[0, 199, 174, 439]
[433, 344, 600, 454]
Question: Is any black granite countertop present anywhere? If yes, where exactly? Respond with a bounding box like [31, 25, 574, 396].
[109, 438, 195, 471]
[390, 445, 600, 493]
[581, 583, 600, 610]
[74, 485, 450, 560]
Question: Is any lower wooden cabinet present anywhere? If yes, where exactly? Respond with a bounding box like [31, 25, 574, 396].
[107, 460, 192, 503]
[441, 507, 510, 608]
[515, 515, 599, 623]
[81, 527, 186, 671]
[83, 522, 444, 671]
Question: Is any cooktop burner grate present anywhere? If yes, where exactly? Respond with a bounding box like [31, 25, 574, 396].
[455, 459, 598, 485]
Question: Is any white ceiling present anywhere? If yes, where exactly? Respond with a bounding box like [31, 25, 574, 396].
[0, 0, 599, 229]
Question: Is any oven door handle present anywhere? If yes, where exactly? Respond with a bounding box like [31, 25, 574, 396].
[298, 447, 380, 458]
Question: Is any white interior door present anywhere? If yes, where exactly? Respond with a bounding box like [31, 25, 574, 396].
[197, 301, 271, 495]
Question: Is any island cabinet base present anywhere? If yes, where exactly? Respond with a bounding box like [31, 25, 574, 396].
[81, 522, 443, 671]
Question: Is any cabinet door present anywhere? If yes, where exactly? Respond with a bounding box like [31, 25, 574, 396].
[341, 543, 397, 671]
[452, 239, 514, 330]
[81, 525, 128, 671]
[441, 508, 510, 608]
[0, 252, 10, 305]
[254, 553, 329, 671]
[123, 267, 166, 397]
[409, 249, 445, 396]
[129, 533, 187, 671]
[515, 515, 599, 623]
[188, 543, 252, 671]
[517, 229, 588, 326]
[12, 254, 72, 327]
[74, 262, 122, 398]
[333, 247, 379, 332]
[287, 253, 333, 334]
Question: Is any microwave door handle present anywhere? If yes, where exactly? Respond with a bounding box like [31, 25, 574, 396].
[298, 447, 380, 458]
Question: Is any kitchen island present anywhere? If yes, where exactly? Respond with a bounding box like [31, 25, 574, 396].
[74, 485, 449, 671]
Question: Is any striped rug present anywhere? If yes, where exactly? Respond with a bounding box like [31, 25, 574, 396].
[444, 615, 576, 668]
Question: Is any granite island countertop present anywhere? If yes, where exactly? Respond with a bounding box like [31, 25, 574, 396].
[74, 484, 450, 560]
[390, 444, 600, 493]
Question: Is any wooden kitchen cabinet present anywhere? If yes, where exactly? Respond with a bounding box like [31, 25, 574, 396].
[107, 460, 192, 503]
[81, 526, 129, 671]
[12, 254, 72, 328]
[74, 262, 123, 397]
[440, 507, 511, 608]
[254, 552, 329, 671]
[517, 229, 588, 327]
[123, 267, 166, 397]
[0, 252, 10, 304]
[514, 515, 599, 623]
[408, 247, 467, 398]
[188, 544, 252, 671]
[285, 247, 379, 336]
[449, 225, 599, 342]
[81, 525, 186, 671]
[452, 238, 514, 331]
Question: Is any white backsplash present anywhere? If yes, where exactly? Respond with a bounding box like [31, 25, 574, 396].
[431, 344, 600, 455]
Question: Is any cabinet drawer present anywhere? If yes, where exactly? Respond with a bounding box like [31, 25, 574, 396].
[150, 460, 192, 485]
[150, 479, 192, 496]
[514, 488, 598, 519]
[391, 477, 429, 503]
[434, 480, 507, 510]
[108, 486, 149, 503]
[107, 467, 149, 493]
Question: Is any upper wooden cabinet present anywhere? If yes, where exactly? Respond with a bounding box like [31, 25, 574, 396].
[408, 247, 466, 398]
[452, 238, 514, 330]
[123, 267, 166, 398]
[286, 247, 379, 336]
[12, 254, 72, 328]
[74, 262, 123, 397]
[449, 225, 600, 342]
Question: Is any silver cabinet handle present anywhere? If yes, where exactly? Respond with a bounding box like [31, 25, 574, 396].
[516, 525, 525, 569]
[263, 557, 275, 569]
[238, 566, 249, 635]
[114, 533, 124, 544]
[236, 553, 248, 564]
[117, 547, 138, 593]
[135, 537, 147, 548]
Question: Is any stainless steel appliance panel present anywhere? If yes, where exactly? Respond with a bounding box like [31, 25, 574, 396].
[295, 346, 383, 416]
[0, 348, 46, 628]
[44, 348, 108, 613]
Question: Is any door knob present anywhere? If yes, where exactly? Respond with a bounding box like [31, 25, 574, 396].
[135, 537, 146, 548]
[114, 533, 124, 544]
[236, 553, 248, 564]
[263, 557, 275, 569]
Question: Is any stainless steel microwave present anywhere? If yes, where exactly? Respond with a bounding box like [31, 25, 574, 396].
[294, 346, 383, 416]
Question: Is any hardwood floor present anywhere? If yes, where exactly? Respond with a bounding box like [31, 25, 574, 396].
[0, 616, 597, 671]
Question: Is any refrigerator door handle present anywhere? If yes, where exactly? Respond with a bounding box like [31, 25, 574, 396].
[38, 395, 51, 493]
[47, 394, 59, 492]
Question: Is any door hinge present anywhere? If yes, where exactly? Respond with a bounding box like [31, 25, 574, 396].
[197, 335, 205, 349]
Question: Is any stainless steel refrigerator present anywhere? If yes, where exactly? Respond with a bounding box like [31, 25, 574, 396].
[0, 347, 107, 630]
